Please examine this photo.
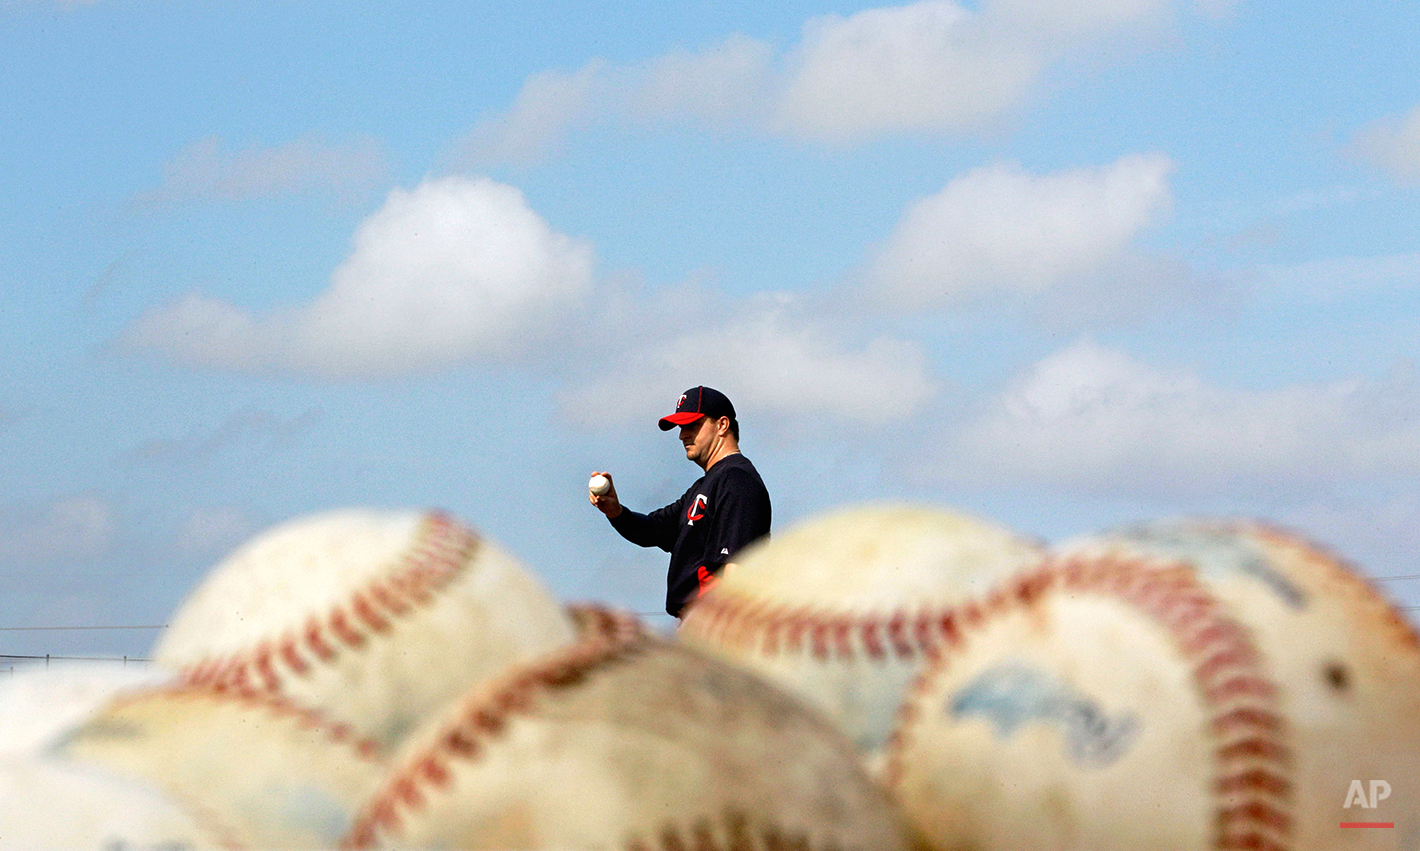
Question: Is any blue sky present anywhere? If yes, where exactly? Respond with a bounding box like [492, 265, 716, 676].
[3, 0, 1418, 653]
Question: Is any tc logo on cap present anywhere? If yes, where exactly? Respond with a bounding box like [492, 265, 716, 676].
[659, 386, 736, 431]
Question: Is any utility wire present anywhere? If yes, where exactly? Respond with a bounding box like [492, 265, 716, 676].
[0, 625, 167, 632]
[0, 653, 151, 663]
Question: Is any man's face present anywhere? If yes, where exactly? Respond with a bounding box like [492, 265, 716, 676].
[678, 416, 719, 468]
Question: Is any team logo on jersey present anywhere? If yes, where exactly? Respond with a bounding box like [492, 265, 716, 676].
[686, 493, 708, 525]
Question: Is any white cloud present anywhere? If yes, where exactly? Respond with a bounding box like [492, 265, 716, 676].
[461, 0, 1211, 160]
[120, 176, 595, 378]
[987, 0, 1175, 37]
[941, 340, 1420, 495]
[632, 34, 776, 127]
[866, 154, 1175, 308]
[774, 0, 1210, 141]
[774, 2, 1039, 141]
[136, 135, 389, 205]
[0, 496, 116, 564]
[1347, 105, 1420, 184]
[559, 298, 939, 429]
[458, 62, 606, 165]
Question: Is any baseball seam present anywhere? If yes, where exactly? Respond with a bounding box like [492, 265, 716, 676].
[683, 581, 1031, 663]
[882, 556, 1294, 851]
[623, 808, 842, 851]
[102, 683, 387, 760]
[179, 512, 478, 698]
[340, 607, 856, 851]
[339, 605, 644, 850]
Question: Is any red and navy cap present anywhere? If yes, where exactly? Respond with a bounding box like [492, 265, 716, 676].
[658, 386, 736, 431]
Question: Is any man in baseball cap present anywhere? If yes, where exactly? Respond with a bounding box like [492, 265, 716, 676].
[589, 386, 771, 618]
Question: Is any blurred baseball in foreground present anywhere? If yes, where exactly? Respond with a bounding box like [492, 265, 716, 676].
[343, 605, 915, 851]
[58, 685, 385, 849]
[0, 753, 229, 850]
[890, 521, 1420, 851]
[0, 663, 172, 758]
[154, 508, 576, 751]
[1054, 520, 1420, 849]
[588, 474, 611, 496]
[888, 557, 1276, 850]
[679, 503, 1044, 770]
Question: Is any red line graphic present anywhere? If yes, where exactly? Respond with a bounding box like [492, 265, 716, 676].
[1340, 823, 1394, 829]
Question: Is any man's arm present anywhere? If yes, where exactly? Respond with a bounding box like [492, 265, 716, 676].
[609, 503, 679, 553]
[589, 471, 680, 552]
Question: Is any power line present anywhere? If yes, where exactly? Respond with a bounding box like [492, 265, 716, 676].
[0, 654, 151, 663]
[1373, 574, 1420, 582]
[0, 625, 167, 632]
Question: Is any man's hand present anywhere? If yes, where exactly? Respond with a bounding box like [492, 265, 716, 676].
[588, 470, 624, 519]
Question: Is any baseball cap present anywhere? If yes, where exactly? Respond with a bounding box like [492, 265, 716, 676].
[658, 386, 736, 431]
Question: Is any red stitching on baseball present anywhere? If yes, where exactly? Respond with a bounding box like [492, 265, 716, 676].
[1203, 674, 1276, 704]
[176, 512, 479, 700]
[351, 591, 390, 633]
[252, 642, 280, 692]
[328, 609, 365, 648]
[686, 571, 1058, 665]
[860, 619, 885, 659]
[417, 754, 450, 788]
[881, 556, 1294, 851]
[887, 613, 912, 658]
[368, 578, 409, 616]
[304, 615, 337, 662]
[1217, 768, 1291, 798]
[634, 809, 838, 851]
[278, 637, 308, 675]
[1218, 801, 1291, 834]
[1212, 707, 1283, 737]
[1218, 836, 1287, 851]
[339, 604, 645, 850]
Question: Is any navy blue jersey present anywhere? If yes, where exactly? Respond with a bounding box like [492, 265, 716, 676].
[609, 453, 771, 617]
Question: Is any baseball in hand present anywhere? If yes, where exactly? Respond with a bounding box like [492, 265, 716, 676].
[588, 474, 611, 496]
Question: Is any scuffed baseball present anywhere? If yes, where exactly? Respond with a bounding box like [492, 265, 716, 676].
[679, 503, 1045, 768]
[890, 522, 1420, 851]
[1053, 520, 1420, 847]
[344, 606, 915, 851]
[154, 508, 576, 751]
[888, 558, 1271, 850]
[0, 663, 173, 758]
[58, 685, 385, 849]
[588, 474, 610, 496]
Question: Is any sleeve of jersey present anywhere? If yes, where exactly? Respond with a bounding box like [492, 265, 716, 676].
[608, 501, 680, 553]
[703, 469, 771, 569]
